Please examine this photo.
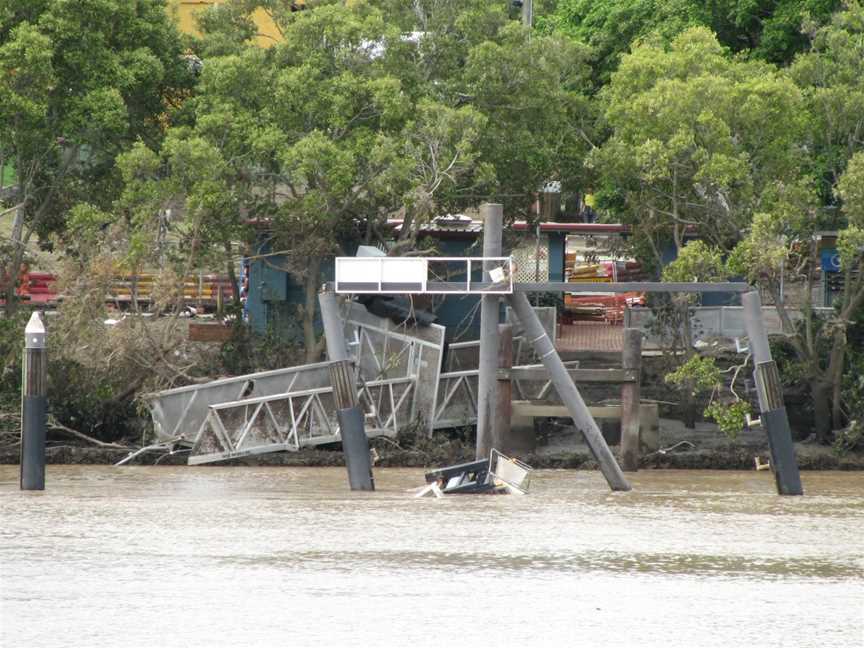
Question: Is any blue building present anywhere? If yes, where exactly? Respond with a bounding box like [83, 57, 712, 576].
[244, 219, 624, 341]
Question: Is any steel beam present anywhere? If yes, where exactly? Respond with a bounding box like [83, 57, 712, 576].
[507, 291, 631, 491]
[508, 367, 637, 383]
[329, 281, 750, 294]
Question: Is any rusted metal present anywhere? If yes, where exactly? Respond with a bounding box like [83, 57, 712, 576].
[620, 329, 642, 472]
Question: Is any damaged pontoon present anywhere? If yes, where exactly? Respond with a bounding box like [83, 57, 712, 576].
[415, 450, 533, 497]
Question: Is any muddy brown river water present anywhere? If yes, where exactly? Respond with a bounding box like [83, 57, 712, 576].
[0, 466, 862, 647]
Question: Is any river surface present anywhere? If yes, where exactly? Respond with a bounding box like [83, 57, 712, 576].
[0, 466, 862, 647]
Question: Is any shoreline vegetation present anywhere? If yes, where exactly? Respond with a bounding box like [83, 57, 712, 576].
[3, 1, 864, 458]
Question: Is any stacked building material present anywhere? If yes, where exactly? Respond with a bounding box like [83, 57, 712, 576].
[564, 259, 647, 321]
[1, 271, 234, 311]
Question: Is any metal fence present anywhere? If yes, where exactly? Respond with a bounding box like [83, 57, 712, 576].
[624, 305, 834, 345]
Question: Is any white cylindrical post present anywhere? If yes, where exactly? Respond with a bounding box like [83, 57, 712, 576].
[20, 312, 47, 491]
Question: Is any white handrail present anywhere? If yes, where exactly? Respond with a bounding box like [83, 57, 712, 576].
[334, 256, 514, 294]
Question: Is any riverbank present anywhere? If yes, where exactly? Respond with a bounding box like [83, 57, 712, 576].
[1, 440, 862, 470]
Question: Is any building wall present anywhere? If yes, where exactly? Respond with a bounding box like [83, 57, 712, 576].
[245, 230, 567, 342]
[168, 0, 287, 46]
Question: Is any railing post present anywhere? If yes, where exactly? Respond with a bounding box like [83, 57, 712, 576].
[620, 328, 642, 472]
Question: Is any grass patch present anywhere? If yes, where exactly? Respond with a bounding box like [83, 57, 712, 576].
[1, 163, 16, 187]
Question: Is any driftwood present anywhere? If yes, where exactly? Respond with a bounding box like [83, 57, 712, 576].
[47, 418, 132, 449]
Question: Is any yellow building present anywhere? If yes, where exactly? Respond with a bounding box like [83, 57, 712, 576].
[168, 0, 296, 46]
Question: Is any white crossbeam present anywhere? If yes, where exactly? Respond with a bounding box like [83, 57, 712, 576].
[334, 256, 514, 294]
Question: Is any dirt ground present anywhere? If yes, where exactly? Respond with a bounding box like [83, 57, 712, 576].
[1, 433, 861, 471]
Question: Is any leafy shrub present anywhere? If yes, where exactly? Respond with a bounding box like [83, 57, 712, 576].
[665, 355, 721, 396]
[833, 421, 864, 456]
[704, 400, 751, 440]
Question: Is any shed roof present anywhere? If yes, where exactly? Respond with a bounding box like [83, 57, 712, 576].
[387, 219, 629, 238]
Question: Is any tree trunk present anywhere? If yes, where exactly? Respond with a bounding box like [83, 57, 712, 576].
[682, 390, 698, 429]
[812, 379, 832, 444]
[398, 206, 415, 242]
[3, 218, 29, 317]
[224, 240, 240, 308]
[303, 257, 322, 364]
[828, 329, 847, 431]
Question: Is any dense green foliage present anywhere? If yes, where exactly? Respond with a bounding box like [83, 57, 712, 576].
[2, 0, 864, 441]
[543, 0, 842, 85]
[0, 0, 193, 309]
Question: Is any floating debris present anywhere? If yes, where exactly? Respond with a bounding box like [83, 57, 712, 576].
[415, 450, 533, 497]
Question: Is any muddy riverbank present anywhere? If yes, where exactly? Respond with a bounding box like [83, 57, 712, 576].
[1, 439, 862, 470]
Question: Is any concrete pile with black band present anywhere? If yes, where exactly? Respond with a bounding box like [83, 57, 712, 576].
[742, 291, 803, 496]
[319, 291, 375, 491]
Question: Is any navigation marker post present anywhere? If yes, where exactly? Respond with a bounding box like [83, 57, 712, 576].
[20, 312, 47, 491]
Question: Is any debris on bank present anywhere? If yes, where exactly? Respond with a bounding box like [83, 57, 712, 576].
[1, 438, 863, 471]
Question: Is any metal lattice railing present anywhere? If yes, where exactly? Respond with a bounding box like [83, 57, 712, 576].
[188, 377, 415, 465]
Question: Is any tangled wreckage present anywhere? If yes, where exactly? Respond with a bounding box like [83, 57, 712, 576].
[142, 299, 560, 465]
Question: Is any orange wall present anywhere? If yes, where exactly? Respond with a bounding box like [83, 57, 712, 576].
[168, 0, 288, 46]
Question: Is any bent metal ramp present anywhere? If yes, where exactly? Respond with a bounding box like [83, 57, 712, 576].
[143, 301, 446, 464]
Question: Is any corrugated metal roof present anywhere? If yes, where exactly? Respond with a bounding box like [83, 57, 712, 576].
[388, 219, 630, 236]
[386, 218, 484, 236]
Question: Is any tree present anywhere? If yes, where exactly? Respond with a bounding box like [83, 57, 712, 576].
[790, 2, 864, 200]
[541, 0, 707, 85]
[658, 240, 726, 427]
[592, 28, 806, 269]
[722, 4, 864, 441]
[178, 2, 432, 359]
[729, 156, 864, 440]
[172, 0, 597, 359]
[0, 0, 193, 313]
[543, 0, 841, 86]
[369, 0, 598, 218]
[459, 23, 595, 218]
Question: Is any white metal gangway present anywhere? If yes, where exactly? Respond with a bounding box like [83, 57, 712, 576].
[334, 256, 514, 294]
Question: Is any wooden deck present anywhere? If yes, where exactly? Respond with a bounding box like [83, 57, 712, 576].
[556, 322, 624, 353]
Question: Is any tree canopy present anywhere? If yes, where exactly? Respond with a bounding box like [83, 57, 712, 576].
[0, 0, 193, 308]
[543, 0, 842, 85]
[4, 0, 864, 440]
[592, 27, 805, 265]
